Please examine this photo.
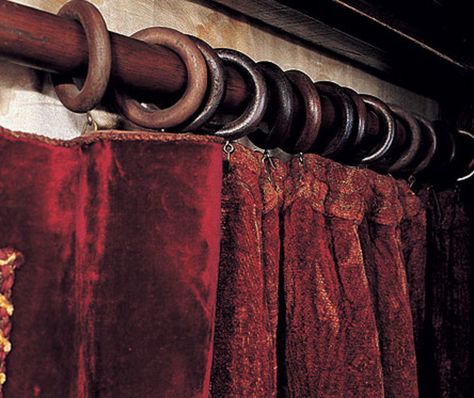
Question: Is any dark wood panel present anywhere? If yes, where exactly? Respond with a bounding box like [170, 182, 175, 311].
[207, 0, 474, 104]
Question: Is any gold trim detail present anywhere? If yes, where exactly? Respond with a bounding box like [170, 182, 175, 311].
[0, 248, 24, 392]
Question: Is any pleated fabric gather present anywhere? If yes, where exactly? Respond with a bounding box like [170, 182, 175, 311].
[0, 125, 472, 397]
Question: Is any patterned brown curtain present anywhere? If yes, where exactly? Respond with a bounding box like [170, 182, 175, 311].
[282, 155, 385, 397]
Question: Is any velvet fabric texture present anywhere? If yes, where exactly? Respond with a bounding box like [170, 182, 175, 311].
[0, 127, 223, 397]
[418, 187, 472, 398]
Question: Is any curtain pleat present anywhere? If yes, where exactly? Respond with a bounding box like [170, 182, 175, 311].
[281, 155, 385, 397]
[323, 160, 385, 397]
[259, 155, 286, 397]
[419, 188, 472, 398]
[282, 155, 344, 397]
[396, 181, 427, 396]
[358, 172, 418, 398]
[210, 145, 277, 397]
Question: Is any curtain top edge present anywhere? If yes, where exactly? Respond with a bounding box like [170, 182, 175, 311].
[0, 125, 224, 147]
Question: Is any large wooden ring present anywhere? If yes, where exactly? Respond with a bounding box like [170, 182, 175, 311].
[207, 49, 268, 140]
[360, 95, 396, 164]
[180, 36, 226, 131]
[387, 105, 423, 175]
[343, 86, 368, 160]
[114, 27, 208, 129]
[280, 70, 322, 154]
[52, 0, 112, 113]
[313, 81, 356, 157]
[248, 62, 295, 149]
[412, 116, 438, 175]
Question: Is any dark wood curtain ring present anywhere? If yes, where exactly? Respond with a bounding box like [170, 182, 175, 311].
[113, 27, 208, 129]
[179, 36, 225, 131]
[343, 86, 367, 154]
[420, 120, 456, 181]
[454, 130, 474, 181]
[360, 95, 395, 164]
[313, 81, 355, 157]
[248, 61, 295, 149]
[280, 70, 322, 154]
[52, 0, 111, 113]
[387, 105, 423, 175]
[208, 49, 268, 140]
[412, 116, 437, 176]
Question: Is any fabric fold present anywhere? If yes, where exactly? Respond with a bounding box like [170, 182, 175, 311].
[281, 155, 385, 397]
[396, 180, 427, 396]
[323, 160, 384, 398]
[419, 187, 472, 398]
[359, 171, 418, 398]
[258, 153, 286, 397]
[210, 144, 278, 397]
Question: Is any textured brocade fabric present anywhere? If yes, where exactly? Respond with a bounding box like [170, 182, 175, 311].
[419, 188, 472, 398]
[282, 155, 384, 398]
[210, 145, 279, 398]
[359, 171, 418, 398]
[323, 160, 385, 397]
[259, 154, 286, 397]
[396, 181, 427, 395]
[0, 127, 223, 398]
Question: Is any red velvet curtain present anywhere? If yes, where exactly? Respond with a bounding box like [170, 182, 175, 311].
[0, 125, 472, 397]
[0, 127, 223, 397]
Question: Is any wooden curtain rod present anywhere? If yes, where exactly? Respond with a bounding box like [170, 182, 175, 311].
[0, 0, 250, 110]
[0, 0, 380, 133]
[1, 1, 472, 182]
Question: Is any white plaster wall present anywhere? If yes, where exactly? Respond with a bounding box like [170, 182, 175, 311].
[0, 0, 439, 139]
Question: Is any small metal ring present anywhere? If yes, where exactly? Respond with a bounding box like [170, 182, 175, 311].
[207, 49, 268, 140]
[360, 95, 396, 164]
[179, 36, 226, 131]
[248, 61, 295, 149]
[387, 105, 422, 175]
[280, 70, 322, 154]
[313, 81, 356, 157]
[81, 112, 98, 135]
[52, 0, 112, 113]
[412, 116, 437, 175]
[223, 140, 235, 155]
[113, 27, 208, 129]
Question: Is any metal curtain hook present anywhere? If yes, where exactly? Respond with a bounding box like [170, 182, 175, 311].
[262, 149, 276, 169]
[81, 112, 98, 135]
[262, 149, 276, 185]
[223, 140, 235, 162]
[298, 152, 308, 172]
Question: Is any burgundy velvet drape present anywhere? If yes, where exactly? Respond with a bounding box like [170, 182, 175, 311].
[0, 127, 223, 397]
[1, 125, 472, 398]
[418, 187, 473, 398]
